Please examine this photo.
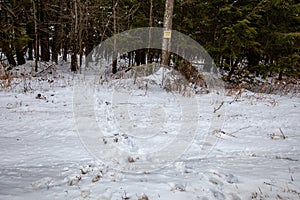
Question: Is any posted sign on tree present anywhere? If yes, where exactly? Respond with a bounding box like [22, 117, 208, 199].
[163, 30, 172, 39]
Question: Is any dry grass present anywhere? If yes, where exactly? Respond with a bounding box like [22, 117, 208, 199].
[109, 63, 208, 97]
[0, 65, 16, 89]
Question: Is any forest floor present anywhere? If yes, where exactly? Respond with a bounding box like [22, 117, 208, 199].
[0, 62, 299, 200]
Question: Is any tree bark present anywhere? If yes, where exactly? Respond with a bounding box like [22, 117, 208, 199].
[71, 0, 79, 72]
[40, 31, 50, 62]
[2, 41, 16, 66]
[161, 0, 174, 66]
[147, 0, 154, 63]
[32, 0, 39, 71]
[26, 22, 34, 60]
[39, 0, 50, 61]
[16, 47, 26, 65]
[78, 1, 84, 73]
[28, 40, 33, 61]
[51, 24, 60, 64]
[112, 0, 118, 74]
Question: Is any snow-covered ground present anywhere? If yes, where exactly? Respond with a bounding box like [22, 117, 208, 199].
[0, 66, 299, 200]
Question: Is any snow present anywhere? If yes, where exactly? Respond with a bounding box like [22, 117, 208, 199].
[0, 65, 299, 199]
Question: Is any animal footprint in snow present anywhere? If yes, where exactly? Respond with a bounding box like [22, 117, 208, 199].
[209, 177, 223, 186]
[225, 173, 238, 184]
[137, 193, 149, 200]
[80, 165, 91, 174]
[81, 189, 90, 198]
[92, 174, 102, 183]
[209, 171, 238, 185]
[66, 175, 81, 186]
[31, 177, 53, 189]
[169, 182, 186, 192]
[210, 189, 226, 200]
[228, 193, 241, 200]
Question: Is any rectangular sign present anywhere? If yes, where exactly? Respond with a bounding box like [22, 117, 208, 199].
[163, 30, 172, 39]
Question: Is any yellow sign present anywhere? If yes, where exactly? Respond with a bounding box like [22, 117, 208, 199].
[163, 30, 172, 39]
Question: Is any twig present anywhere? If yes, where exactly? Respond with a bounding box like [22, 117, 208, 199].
[275, 156, 298, 162]
[279, 128, 287, 139]
[230, 126, 251, 134]
[32, 64, 55, 77]
[212, 129, 237, 138]
[263, 182, 276, 186]
[213, 101, 224, 113]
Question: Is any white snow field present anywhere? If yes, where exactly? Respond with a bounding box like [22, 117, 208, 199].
[0, 65, 299, 200]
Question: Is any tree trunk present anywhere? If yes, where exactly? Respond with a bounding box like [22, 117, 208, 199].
[149, 0, 154, 28]
[112, 0, 118, 74]
[26, 23, 34, 60]
[2, 42, 16, 66]
[84, 0, 93, 58]
[135, 50, 146, 66]
[51, 25, 60, 64]
[78, 1, 84, 73]
[161, 0, 174, 66]
[71, 0, 79, 72]
[40, 31, 50, 62]
[16, 47, 26, 65]
[147, 0, 154, 63]
[32, 0, 39, 71]
[278, 69, 283, 80]
[28, 40, 33, 61]
[14, 24, 26, 65]
[40, 0, 50, 62]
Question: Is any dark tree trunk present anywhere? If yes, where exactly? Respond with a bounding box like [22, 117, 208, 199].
[40, 31, 50, 61]
[112, 0, 118, 74]
[278, 69, 283, 80]
[2, 43, 16, 66]
[247, 49, 260, 74]
[16, 47, 26, 65]
[28, 40, 33, 60]
[14, 23, 26, 66]
[51, 41, 59, 64]
[32, 0, 39, 71]
[51, 25, 60, 64]
[128, 51, 133, 67]
[26, 23, 34, 60]
[147, 0, 154, 63]
[135, 50, 146, 66]
[63, 42, 68, 62]
[226, 59, 239, 82]
[40, 1, 50, 62]
[112, 59, 117, 74]
[71, 53, 78, 71]
[70, 0, 79, 72]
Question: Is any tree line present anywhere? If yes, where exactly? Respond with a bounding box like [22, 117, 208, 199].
[0, 0, 299, 80]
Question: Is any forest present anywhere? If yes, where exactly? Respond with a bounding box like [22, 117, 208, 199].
[0, 1, 300, 199]
[0, 0, 299, 83]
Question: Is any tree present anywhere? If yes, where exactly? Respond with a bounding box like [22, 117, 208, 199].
[70, 0, 85, 72]
[112, 0, 118, 74]
[0, 0, 298, 80]
[0, 0, 31, 67]
[147, 0, 154, 62]
[256, 0, 300, 79]
[0, 0, 17, 66]
[39, 0, 50, 62]
[31, 0, 39, 71]
[161, 0, 174, 66]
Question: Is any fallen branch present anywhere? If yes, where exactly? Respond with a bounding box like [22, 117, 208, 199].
[213, 101, 224, 113]
[275, 156, 298, 162]
[32, 63, 55, 77]
[212, 129, 237, 138]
